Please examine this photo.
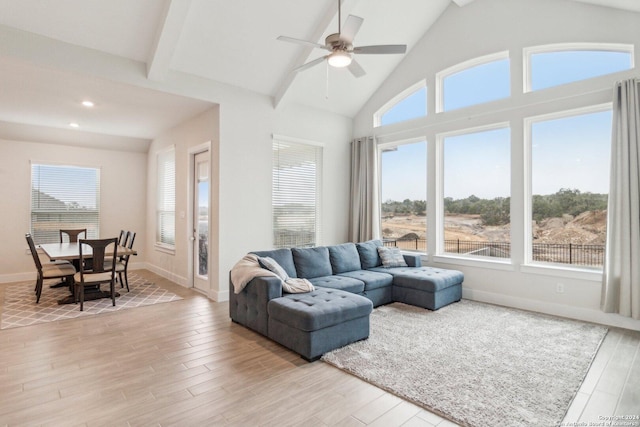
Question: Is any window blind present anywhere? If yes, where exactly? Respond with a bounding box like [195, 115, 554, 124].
[30, 163, 100, 244]
[272, 139, 322, 248]
[157, 147, 176, 247]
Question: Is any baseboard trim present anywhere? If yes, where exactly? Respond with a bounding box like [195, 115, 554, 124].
[142, 264, 188, 288]
[129, 263, 229, 302]
[212, 289, 229, 302]
[463, 288, 640, 331]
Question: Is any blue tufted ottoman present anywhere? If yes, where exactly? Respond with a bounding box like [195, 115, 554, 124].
[267, 287, 373, 361]
[371, 266, 463, 310]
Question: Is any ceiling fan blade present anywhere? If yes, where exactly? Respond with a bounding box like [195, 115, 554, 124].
[348, 59, 366, 78]
[293, 56, 328, 73]
[277, 35, 328, 50]
[340, 15, 364, 43]
[353, 44, 407, 54]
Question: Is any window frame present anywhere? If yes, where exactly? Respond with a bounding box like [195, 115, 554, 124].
[523, 42, 634, 93]
[523, 103, 612, 270]
[272, 134, 323, 249]
[378, 137, 428, 253]
[156, 145, 176, 253]
[374, 80, 427, 128]
[435, 50, 510, 113]
[30, 161, 101, 245]
[435, 122, 512, 263]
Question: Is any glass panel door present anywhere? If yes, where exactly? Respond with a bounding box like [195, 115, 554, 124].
[193, 151, 209, 292]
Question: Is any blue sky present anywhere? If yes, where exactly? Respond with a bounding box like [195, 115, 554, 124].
[444, 128, 511, 200]
[532, 110, 612, 195]
[381, 142, 427, 201]
[198, 181, 209, 208]
[381, 49, 630, 202]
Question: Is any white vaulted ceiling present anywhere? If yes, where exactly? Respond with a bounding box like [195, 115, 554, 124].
[0, 0, 637, 148]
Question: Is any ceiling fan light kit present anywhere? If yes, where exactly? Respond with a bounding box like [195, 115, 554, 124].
[328, 51, 352, 68]
[277, 0, 407, 78]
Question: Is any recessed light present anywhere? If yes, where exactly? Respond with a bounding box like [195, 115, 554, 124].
[69, 122, 80, 128]
[81, 100, 94, 107]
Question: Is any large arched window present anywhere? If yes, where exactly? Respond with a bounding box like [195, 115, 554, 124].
[372, 40, 633, 272]
[374, 80, 426, 127]
[524, 43, 633, 92]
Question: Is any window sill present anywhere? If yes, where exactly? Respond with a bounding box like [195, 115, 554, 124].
[521, 263, 602, 282]
[432, 254, 516, 271]
[155, 243, 175, 255]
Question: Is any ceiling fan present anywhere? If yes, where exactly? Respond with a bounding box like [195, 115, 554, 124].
[277, 0, 407, 78]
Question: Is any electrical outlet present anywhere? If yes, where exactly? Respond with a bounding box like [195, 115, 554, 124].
[556, 283, 565, 293]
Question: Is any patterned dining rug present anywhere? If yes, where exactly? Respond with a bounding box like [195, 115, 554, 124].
[1, 273, 182, 329]
[322, 300, 608, 427]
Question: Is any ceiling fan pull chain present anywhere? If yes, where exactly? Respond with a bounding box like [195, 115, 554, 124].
[338, 0, 341, 35]
[325, 62, 330, 100]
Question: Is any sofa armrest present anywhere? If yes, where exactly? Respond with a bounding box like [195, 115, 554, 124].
[403, 253, 422, 267]
[229, 275, 283, 336]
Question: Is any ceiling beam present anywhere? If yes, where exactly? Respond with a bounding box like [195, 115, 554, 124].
[146, 0, 192, 82]
[273, 0, 361, 109]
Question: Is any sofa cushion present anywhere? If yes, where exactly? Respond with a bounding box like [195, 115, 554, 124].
[356, 239, 383, 269]
[268, 288, 372, 331]
[252, 248, 297, 278]
[370, 266, 464, 292]
[292, 246, 332, 279]
[328, 243, 362, 274]
[338, 270, 393, 291]
[310, 275, 365, 294]
[258, 256, 289, 280]
[377, 246, 408, 268]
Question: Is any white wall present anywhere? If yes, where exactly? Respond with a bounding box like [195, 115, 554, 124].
[143, 93, 353, 302]
[145, 107, 219, 288]
[354, 0, 640, 330]
[0, 138, 147, 283]
[216, 97, 353, 302]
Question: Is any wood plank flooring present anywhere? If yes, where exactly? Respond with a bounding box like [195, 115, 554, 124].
[0, 270, 638, 426]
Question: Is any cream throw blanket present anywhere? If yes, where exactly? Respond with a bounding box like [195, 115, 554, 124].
[230, 254, 315, 294]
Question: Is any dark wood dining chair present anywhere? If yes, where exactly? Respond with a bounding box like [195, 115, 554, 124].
[35, 247, 73, 291]
[60, 228, 87, 243]
[115, 231, 136, 291]
[25, 233, 76, 303]
[118, 229, 127, 246]
[74, 238, 118, 311]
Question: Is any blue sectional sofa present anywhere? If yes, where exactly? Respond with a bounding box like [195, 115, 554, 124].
[229, 239, 463, 361]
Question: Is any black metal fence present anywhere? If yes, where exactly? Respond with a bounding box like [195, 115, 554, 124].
[531, 242, 604, 266]
[383, 237, 428, 252]
[383, 238, 605, 267]
[444, 240, 511, 259]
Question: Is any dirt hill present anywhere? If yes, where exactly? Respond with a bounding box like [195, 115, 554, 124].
[533, 210, 607, 245]
[382, 210, 607, 244]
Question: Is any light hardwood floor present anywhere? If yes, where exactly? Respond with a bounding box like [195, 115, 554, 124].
[0, 270, 638, 426]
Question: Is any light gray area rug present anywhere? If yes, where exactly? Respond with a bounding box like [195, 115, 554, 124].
[1, 273, 182, 329]
[322, 300, 607, 427]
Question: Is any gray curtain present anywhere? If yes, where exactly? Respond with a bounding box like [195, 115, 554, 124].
[602, 78, 640, 320]
[349, 136, 381, 242]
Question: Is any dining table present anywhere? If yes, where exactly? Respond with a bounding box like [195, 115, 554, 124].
[40, 242, 137, 262]
[39, 242, 137, 305]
